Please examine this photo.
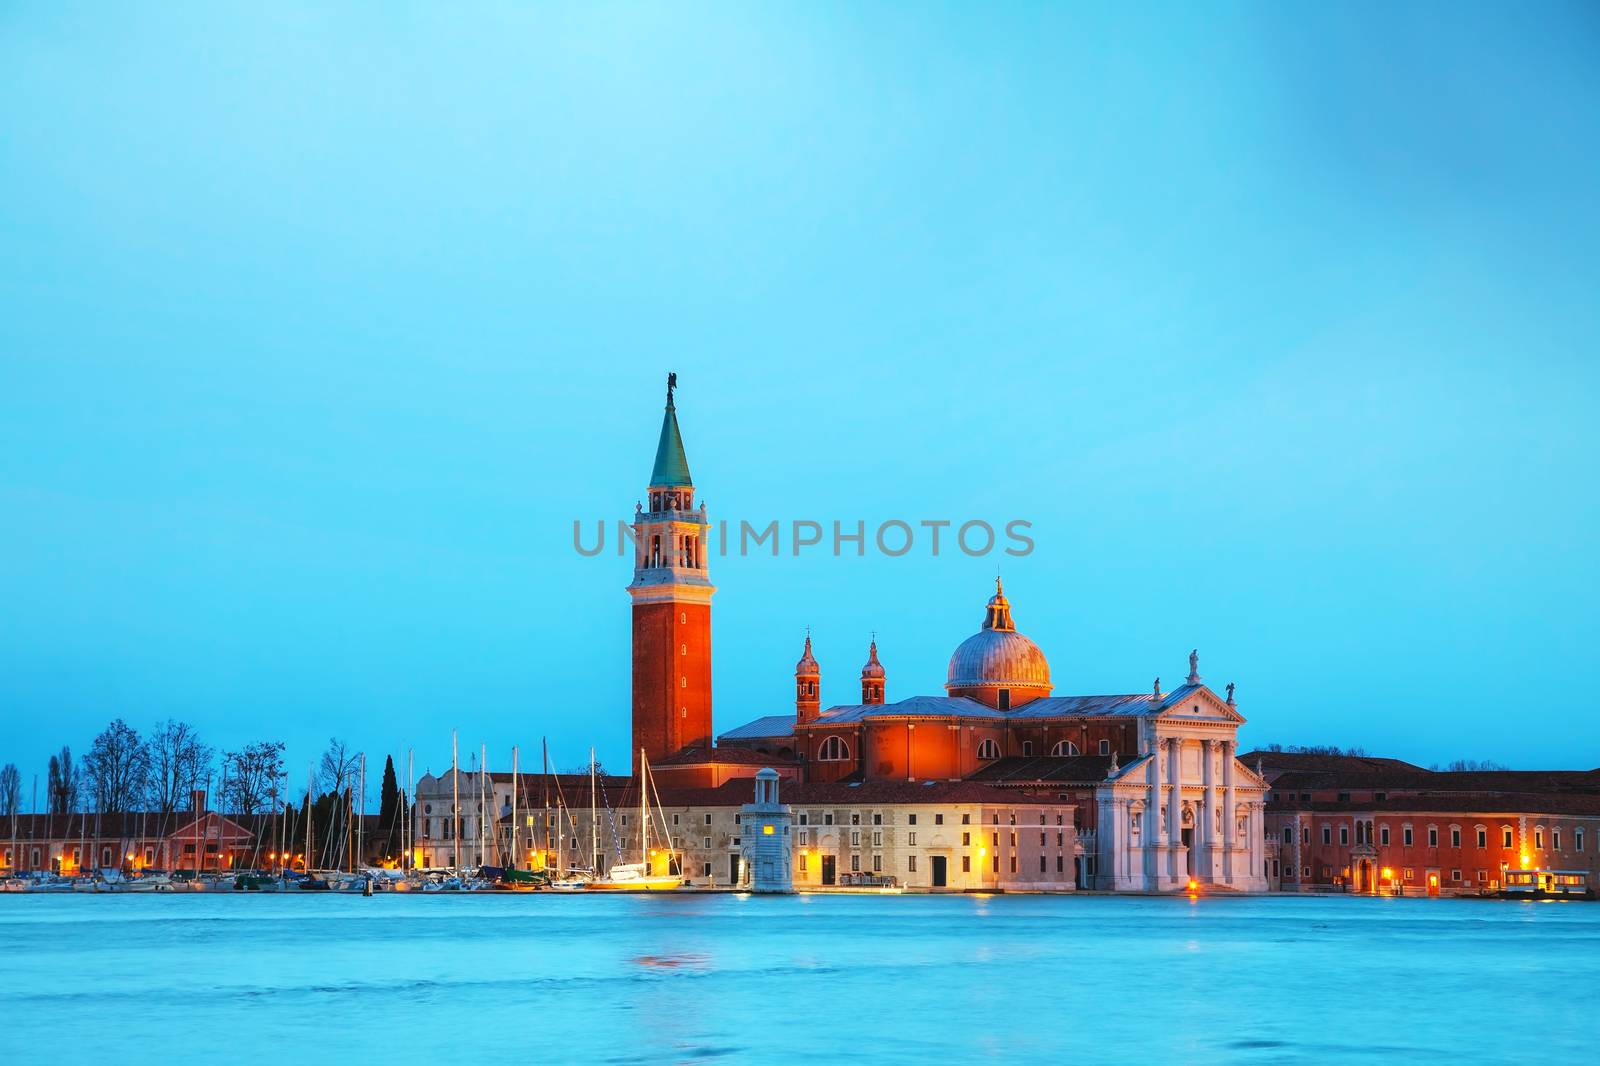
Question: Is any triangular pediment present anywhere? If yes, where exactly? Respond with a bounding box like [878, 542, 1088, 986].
[1155, 684, 1244, 724]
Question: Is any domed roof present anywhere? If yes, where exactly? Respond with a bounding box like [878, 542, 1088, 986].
[860, 639, 885, 679]
[795, 635, 819, 676]
[945, 580, 1052, 693]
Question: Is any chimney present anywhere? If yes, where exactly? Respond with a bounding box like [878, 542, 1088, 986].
[190, 789, 207, 814]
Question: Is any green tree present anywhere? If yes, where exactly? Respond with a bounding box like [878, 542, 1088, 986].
[377, 755, 403, 861]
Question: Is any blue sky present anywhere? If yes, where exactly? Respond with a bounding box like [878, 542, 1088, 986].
[2, 2, 1598, 788]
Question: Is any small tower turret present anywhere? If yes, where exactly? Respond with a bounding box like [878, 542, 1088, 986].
[795, 635, 821, 725]
[860, 638, 885, 705]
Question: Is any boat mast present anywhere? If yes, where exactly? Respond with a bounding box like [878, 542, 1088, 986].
[510, 745, 519, 871]
[357, 753, 365, 872]
[479, 743, 488, 869]
[451, 731, 460, 874]
[304, 764, 314, 876]
[406, 748, 414, 870]
[589, 748, 597, 875]
[639, 749, 648, 867]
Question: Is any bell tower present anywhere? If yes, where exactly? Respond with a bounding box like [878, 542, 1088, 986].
[629, 374, 715, 761]
[860, 639, 886, 704]
[795, 635, 821, 724]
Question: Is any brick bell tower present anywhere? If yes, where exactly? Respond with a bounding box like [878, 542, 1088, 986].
[629, 373, 715, 762]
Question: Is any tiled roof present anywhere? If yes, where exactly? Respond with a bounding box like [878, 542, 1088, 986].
[1241, 751, 1429, 775]
[806, 685, 1212, 724]
[655, 747, 798, 767]
[1282, 793, 1600, 817]
[648, 778, 1079, 809]
[717, 714, 797, 740]
[966, 755, 1121, 784]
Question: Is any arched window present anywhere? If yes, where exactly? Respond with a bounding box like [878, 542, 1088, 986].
[1021, 740, 1033, 756]
[818, 736, 850, 762]
[977, 739, 1000, 760]
[1051, 740, 1079, 756]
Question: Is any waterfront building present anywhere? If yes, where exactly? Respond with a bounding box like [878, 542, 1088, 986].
[1253, 751, 1600, 895]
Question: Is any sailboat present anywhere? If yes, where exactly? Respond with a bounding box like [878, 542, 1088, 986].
[550, 747, 598, 890]
[585, 749, 681, 892]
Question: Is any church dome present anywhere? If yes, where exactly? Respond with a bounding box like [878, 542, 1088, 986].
[945, 581, 1052, 696]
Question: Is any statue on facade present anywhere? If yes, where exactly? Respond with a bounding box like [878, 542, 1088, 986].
[667, 371, 677, 402]
[1152, 677, 1160, 698]
[1225, 682, 1236, 704]
[1188, 648, 1200, 681]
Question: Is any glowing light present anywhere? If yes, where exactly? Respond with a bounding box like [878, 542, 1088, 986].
[1520, 854, 1531, 868]
[762, 824, 774, 836]
[1381, 867, 1392, 879]
[1187, 879, 1198, 892]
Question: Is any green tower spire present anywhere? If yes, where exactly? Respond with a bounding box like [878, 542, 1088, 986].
[650, 372, 693, 488]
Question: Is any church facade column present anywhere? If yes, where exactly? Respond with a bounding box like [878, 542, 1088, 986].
[1167, 738, 1183, 885]
[1222, 739, 1237, 884]
[1144, 741, 1161, 890]
[1200, 738, 1215, 882]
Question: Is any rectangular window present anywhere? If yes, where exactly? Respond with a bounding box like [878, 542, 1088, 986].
[1477, 828, 1486, 848]
[873, 813, 882, 825]
[935, 814, 944, 825]
[1428, 827, 1438, 848]
[851, 814, 860, 826]
[872, 854, 882, 872]
[962, 832, 970, 846]
[1339, 826, 1348, 846]
[1098, 740, 1110, 755]
[1535, 829, 1544, 849]
[908, 832, 916, 846]
[824, 814, 833, 826]
[1056, 855, 1064, 873]
[703, 837, 712, 848]
[705, 813, 713, 825]
[961, 813, 970, 825]
[850, 831, 860, 847]
[672, 814, 680, 826]
[1578, 828, 1586, 852]
[1451, 868, 1462, 882]
[1503, 828, 1513, 848]
[1283, 827, 1293, 844]
[1553, 829, 1561, 851]
[991, 832, 998, 847]
[1477, 869, 1487, 882]
[1039, 855, 1046, 873]
[1403, 826, 1413, 847]
[702, 862, 712, 877]
[908, 814, 917, 826]
[1322, 827, 1331, 845]
[872, 831, 882, 847]
[992, 855, 1000, 873]
[962, 856, 970, 873]
[1056, 832, 1064, 847]
[798, 854, 806, 872]
[850, 854, 860, 872]
[1403, 868, 1414, 880]
[1039, 833, 1046, 846]
[1301, 826, 1309, 844]
[798, 813, 808, 826]
[1380, 825, 1390, 845]
[908, 855, 917, 872]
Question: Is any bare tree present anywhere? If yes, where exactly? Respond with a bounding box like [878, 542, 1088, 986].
[223, 741, 286, 816]
[319, 738, 360, 793]
[47, 747, 77, 814]
[1437, 758, 1507, 772]
[0, 764, 20, 818]
[145, 720, 214, 815]
[85, 719, 150, 814]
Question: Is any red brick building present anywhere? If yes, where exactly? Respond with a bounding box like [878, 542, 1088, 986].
[1253, 751, 1600, 895]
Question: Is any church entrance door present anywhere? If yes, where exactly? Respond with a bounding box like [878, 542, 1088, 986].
[931, 856, 947, 888]
[821, 855, 837, 886]
[1181, 828, 1195, 875]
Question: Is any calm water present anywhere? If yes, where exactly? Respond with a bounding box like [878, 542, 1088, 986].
[1, 892, 1594, 1063]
